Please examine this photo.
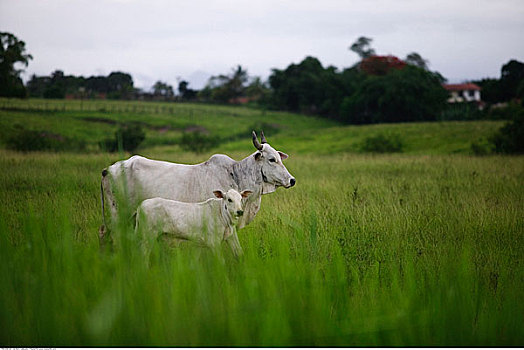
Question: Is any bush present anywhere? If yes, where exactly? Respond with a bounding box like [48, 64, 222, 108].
[484, 102, 524, 121]
[470, 139, 493, 156]
[440, 102, 482, 121]
[5, 125, 85, 152]
[360, 133, 403, 153]
[490, 110, 524, 154]
[100, 123, 146, 153]
[179, 132, 220, 153]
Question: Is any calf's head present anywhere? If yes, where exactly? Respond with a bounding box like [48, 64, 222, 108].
[213, 189, 252, 220]
[252, 131, 296, 193]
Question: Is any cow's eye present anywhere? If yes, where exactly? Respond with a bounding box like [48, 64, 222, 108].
[228, 199, 232, 202]
[269, 158, 276, 163]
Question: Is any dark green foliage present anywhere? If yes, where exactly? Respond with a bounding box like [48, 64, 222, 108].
[268, 56, 446, 124]
[474, 78, 503, 104]
[268, 56, 350, 118]
[360, 132, 403, 153]
[100, 123, 145, 152]
[27, 70, 135, 99]
[483, 102, 524, 120]
[404, 52, 428, 70]
[499, 60, 524, 102]
[440, 102, 482, 121]
[5, 125, 85, 152]
[178, 80, 198, 101]
[349, 36, 376, 59]
[491, 109, 524, 154]
[474, 59, 524, 104]
[0, 32, 32, 98]
[200, 65, 249, 103]
[179, 131, 220, 153]
[340, 66, 447, 124]
[152, 81, 174, 100]
[470, 139, 493, 156]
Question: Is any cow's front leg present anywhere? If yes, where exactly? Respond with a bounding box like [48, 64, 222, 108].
[225, 229, 244, 258]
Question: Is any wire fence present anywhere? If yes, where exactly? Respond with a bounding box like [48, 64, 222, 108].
[0, 99, 197, 115]
[0, 99, 257, 121]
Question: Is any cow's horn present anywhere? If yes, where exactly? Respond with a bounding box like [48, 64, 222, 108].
[252, 131, 263, 150]
[260, 130, 267, 144]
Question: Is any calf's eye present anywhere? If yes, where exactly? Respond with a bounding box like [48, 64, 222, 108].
[269, 158, 276, 163]
[228, 199, 232, 202]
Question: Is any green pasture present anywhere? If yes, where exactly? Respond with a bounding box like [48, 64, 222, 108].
[0, 98, 503, 155]
[0, 99, 522, 346]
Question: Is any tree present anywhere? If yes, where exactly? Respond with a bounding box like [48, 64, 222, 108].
[203, 65, 249, 103]
[178, 80, 198, 101]
[474, 78, 502, 104]
[499, 59, 524, 102]
[349, 36, 376, 59]
[26, 74, 50, 97]
[340, 65, 448, 124]
[107, 72, 134, 99]
[152, 81, 174, 100]
[268, 56, 348, 117]
[491, 108, 524, 153]
[360, 55, 406, 75]
[405, 52, 428, 70]
[0, 32, 33, 97]
[246, 77, 270, 101]
[227, 65, 249, 99]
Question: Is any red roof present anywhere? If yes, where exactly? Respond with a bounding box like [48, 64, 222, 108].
[443, 83, 481, 91]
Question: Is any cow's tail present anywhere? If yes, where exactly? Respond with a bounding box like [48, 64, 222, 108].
[99, 169, 108, 240]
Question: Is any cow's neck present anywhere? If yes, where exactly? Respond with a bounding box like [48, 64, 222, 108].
[209, 199, 232, 226]
[232, 153, 263, 194]
[217, 200, 236, 234]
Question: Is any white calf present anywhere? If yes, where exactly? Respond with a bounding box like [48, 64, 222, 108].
[135, 189, 252, 257]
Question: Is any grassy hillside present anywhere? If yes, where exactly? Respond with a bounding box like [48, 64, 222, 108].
[0, 98, 504, 155]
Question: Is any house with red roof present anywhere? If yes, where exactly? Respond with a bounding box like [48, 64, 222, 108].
[443, 83, 481, 104]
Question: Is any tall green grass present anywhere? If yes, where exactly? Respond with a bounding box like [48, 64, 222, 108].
[0, 150, 522, 346]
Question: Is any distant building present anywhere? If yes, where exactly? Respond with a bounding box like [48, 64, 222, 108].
[443, 83, 481, 104]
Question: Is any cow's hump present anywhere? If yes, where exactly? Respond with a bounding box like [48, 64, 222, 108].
[203, 154, 235, 168]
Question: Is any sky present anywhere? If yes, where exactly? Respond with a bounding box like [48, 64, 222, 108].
[1, 0, 523, 91]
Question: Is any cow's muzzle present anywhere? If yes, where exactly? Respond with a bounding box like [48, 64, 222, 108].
[285, 178, 296, 188]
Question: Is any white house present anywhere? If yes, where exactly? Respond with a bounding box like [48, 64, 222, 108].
[443, 83, 482, 104]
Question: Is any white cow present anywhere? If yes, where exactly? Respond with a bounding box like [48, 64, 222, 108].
[100, 131, 295, 244]
[135, 189, 252, 257]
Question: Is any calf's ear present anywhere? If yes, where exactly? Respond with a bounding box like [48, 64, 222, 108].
[278, 151, 288, 160]
[213, 190, 224, 199]
[241, 190, 253, 198]
[254, 152, 262, 161]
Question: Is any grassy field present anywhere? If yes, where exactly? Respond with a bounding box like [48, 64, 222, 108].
[0, 99, 522, 346]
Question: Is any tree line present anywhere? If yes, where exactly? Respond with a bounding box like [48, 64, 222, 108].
[1, 32, 523, 125]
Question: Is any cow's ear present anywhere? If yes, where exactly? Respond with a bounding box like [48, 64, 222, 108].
[213, 190, 224, 199]
[278, 151, 289, 160]
[241, 190, 253, 198]
[254, 152, 262, 161]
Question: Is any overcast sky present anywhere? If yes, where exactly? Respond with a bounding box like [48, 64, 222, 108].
[2, 0, 523, 91]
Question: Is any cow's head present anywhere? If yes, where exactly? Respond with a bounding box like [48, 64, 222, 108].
[214, 189, 252, 220]
[252, 131, 296, 194]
